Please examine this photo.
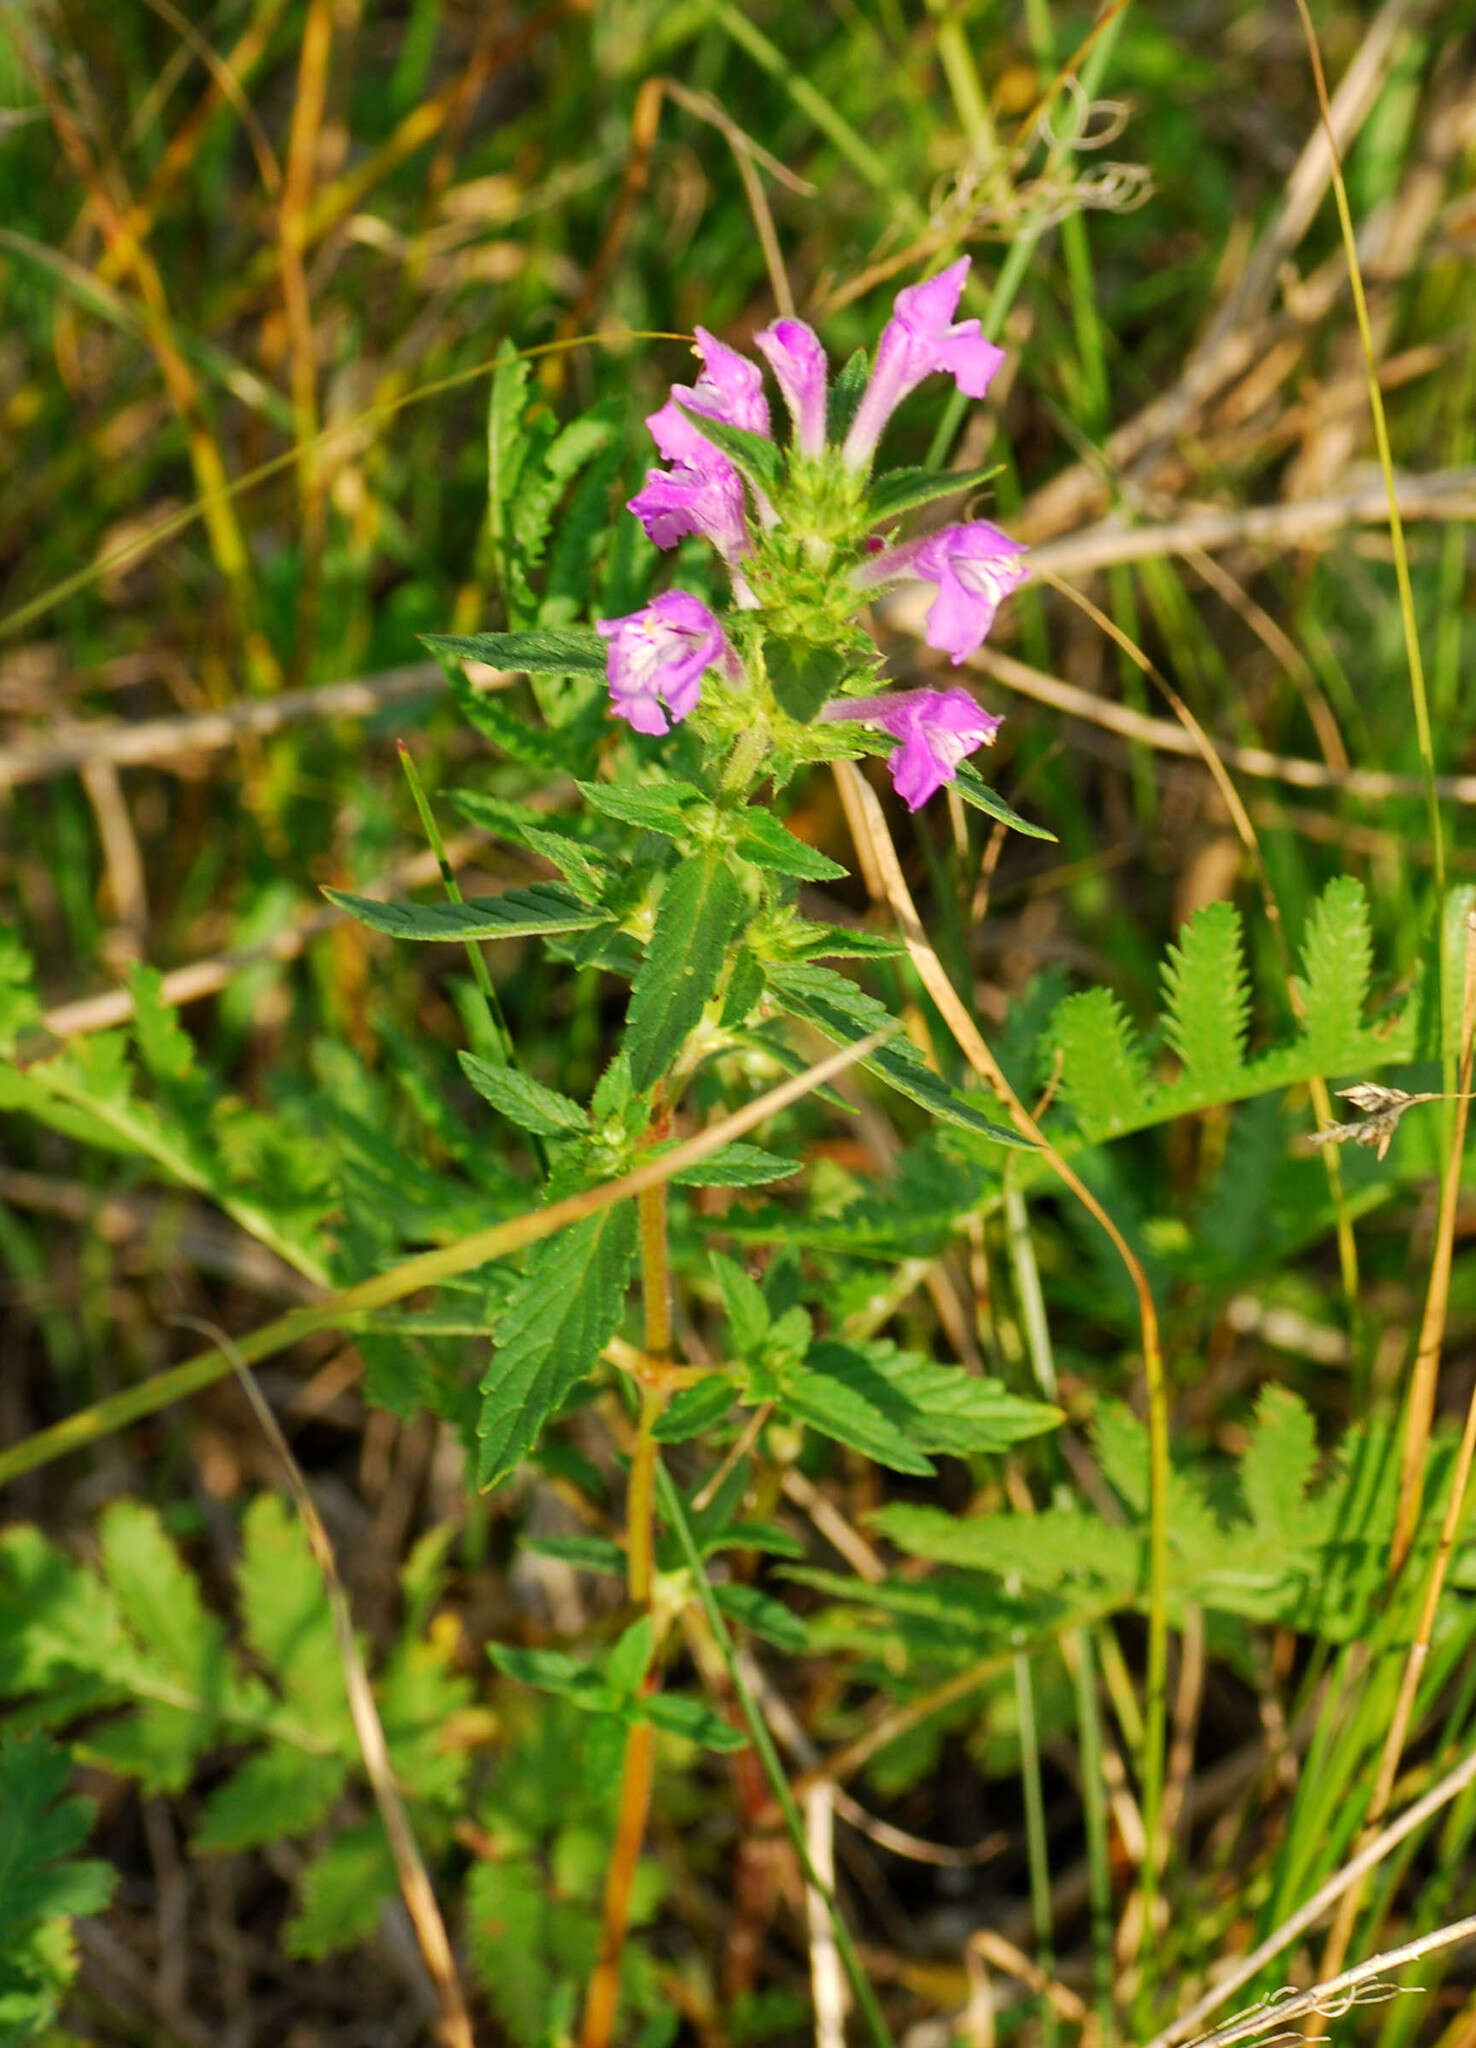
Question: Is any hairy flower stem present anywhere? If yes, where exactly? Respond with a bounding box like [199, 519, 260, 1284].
[582, 1122, 672, 2048]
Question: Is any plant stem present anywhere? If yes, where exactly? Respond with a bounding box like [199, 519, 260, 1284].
[656, 1460, 898, 2048]
[582, 1115, 672, 2048]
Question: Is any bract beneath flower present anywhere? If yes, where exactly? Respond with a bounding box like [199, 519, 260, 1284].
[596, 591, 738, 736]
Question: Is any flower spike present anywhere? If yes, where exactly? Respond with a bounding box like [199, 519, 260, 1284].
[822, 687, 1002, 810]
[842, 258, 1005, 470]
[596, 592, 739, 736]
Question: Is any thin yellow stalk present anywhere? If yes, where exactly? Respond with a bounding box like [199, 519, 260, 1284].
[1290, 0, 1443, 923]
[1309, 913, 1476, 2018]
[833, 762, 1171, 1942]
[205, 1323, 474, 2048]
[582, 1134, 671, 2048]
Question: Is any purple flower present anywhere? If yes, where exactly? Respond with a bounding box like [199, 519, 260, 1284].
[856, 520, 1028, 664]
[677, 326, 771, 438]
[842, 258, 1005, 469]
[754, 318, 828, 456]
[628, 452, 750, 564]
[596, 591, 739, 736]
[628, 329, 773, 564]
[822, 687, 1003, 809]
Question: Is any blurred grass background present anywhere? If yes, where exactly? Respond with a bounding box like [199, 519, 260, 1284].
[4, 0, 1476, 2041]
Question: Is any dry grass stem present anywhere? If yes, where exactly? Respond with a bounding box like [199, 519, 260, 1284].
[189, 1320, 476, 2048]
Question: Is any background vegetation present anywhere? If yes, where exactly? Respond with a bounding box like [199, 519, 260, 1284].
[3, 2, 1476, 2045]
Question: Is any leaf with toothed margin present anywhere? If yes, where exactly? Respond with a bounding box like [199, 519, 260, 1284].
[737, 809, 848, 881]
[477, 1205, 639, 1490]
[672, 411, 783, 498]
[323, 882, 601, 944]
[421, 629, 607, 676]
[867, 462, 1003, 523]
[950, 762, 1055, 839]
[625, 853, 747, 1093]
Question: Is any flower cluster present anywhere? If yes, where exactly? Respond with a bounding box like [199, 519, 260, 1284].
[598, 257, 1027, 810]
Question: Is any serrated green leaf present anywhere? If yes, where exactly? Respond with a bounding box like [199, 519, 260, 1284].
[826, 347, 869, 441]
[98, 1502, 220, 1695]
[783, 1360, 935, 1475]
[1297, 876, 1373, 1067]
[237, 1494, 349, 1730]
[423, 628, 607, 675]
[784, 922, 908, 961]
[0, 1734, 113, 1943]
[867, 462, 1001, 523]
[449, 792, 606, 901]
[710, 1251, 770, 1354]
[711, 1583, 808, 1653]
[764, 637, 849, 724]
[194, 1746, 347, 1852]
[520, 1534, 626, 1574]
[0, 1733, 113, 2039]
[676, 409, 782, 496]
[606, 1616, 653, 1700]
[576, 778, 704, 837]
[768, 960, 1029, 1147]
[871, 1502, 1142, 1594]
[951, 760, 1056, 839]
[1240, 1385, 1320, 1540]
[489, 1642, 615, 1707]
[443, 667, 570, 773]
[721, 947, 766, 1027]
[478, 1205, 639, 1489]
[737, 808, 848, 880]
[325, 881, 601, 944]
[287, 1821, 396, 1959]
[652, 1376, 737, 1441]
[460, 1053, 587, 1136]
[639, 1692, 748, 1751]
[665, 1142, 800, 1187]
[804, 1340, 1061, 1455]
[626, 854, 746, 1093]
[1048, 986, 1153, 1139]
[1161, 899, 1250, 1092]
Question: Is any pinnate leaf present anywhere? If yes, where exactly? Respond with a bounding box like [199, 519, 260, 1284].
[1161, 899, 1250, 1092]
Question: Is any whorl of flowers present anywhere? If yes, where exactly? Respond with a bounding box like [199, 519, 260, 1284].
[598, 257, 1027, 808]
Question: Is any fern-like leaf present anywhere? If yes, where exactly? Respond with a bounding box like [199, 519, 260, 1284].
[1161, 899, 1250, 1093]
[1048, 987, 1153, 1138]
[1296, 876, 1373, 1068]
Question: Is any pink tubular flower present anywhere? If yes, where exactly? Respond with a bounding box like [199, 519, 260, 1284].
[596, 591, 739, 736]
[856, 520, 1028, 664]
[754, 318, 828, 456]
[628, 452, 749, 564]
[822, 687, 1002, 810]
[842, 258, 1005, 469]
[629, 329, 773, 563]
[677, 326, 771, 438]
